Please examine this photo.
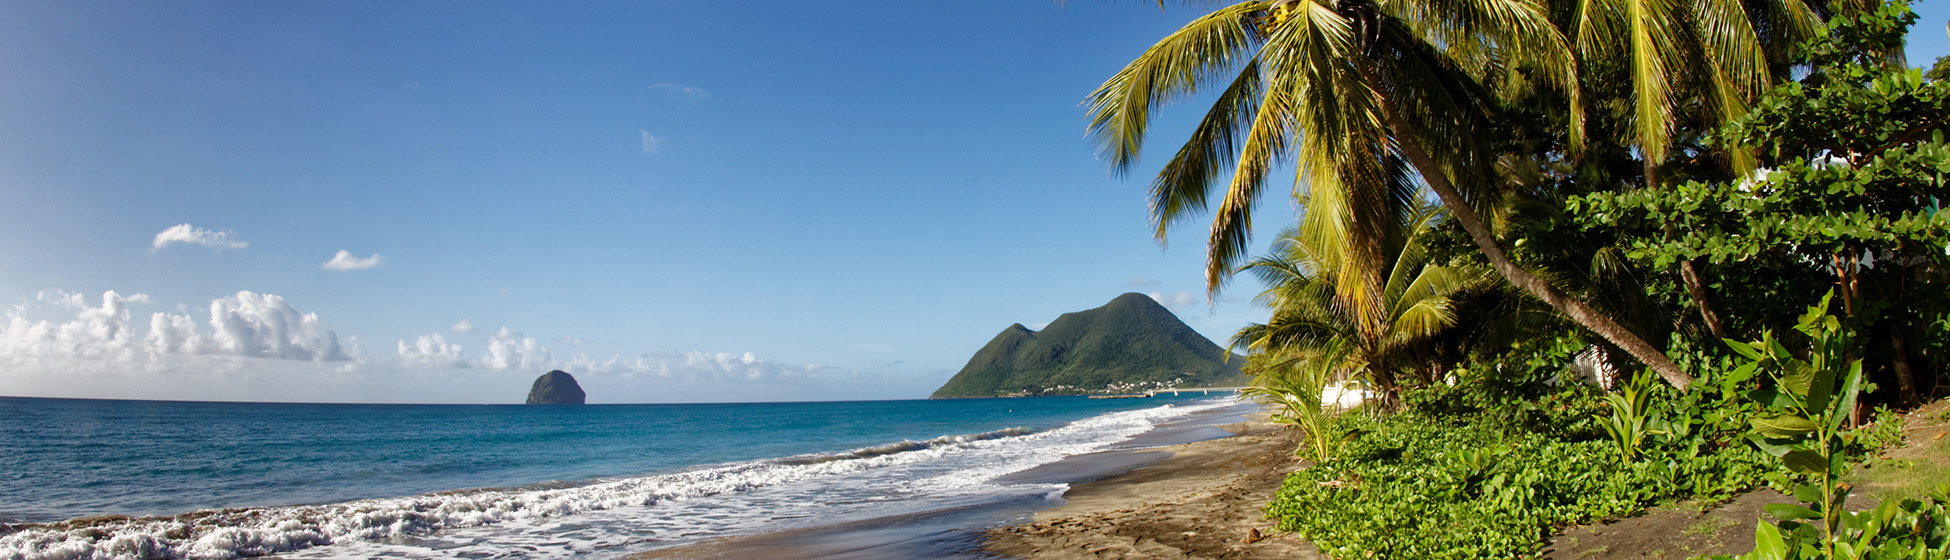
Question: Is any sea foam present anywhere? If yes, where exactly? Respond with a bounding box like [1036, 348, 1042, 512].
[0, 400, 1228, 560]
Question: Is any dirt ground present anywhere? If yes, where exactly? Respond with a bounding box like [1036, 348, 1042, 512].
[983, 421, 1324, 560]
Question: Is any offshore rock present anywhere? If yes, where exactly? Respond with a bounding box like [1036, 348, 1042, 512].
[525, 370, 587, 405]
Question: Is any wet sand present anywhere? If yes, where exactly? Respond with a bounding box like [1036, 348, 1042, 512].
[984, 419, 1323, 559]
[630, 400, 1294, 560]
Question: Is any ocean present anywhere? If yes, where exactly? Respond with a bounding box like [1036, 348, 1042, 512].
[0, 393, 1245, 559]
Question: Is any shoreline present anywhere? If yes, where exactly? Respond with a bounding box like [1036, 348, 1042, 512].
[627, 400, 1316, 560]
[624, 399, 1270, 559]
[984, 416, 1323, 559]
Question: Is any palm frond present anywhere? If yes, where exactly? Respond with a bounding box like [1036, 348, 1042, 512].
[1087, 2, 1268, 174]
[1150, 59, 1266, 241]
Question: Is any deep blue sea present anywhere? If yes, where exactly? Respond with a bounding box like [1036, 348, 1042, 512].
[0, 394, 1240, 559]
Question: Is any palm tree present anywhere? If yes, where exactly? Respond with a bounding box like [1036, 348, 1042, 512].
[1231, 191, 1488, 407]
[1567, 0, 1822, 339]
[1091, 0, 1697, 389]
[1240, 337, 1357, 462]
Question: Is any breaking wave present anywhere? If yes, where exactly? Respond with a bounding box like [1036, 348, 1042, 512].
[0, 401, 1226, 560]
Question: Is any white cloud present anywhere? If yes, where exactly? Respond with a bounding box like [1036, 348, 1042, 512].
[484, 327, 552, 372]
[0, 290, 148, 364]
[321, 250, 382, 271]
[145, 311, 201, 355]
[398, 333, 469, 369]
[1127, 276, 1162, 290]
[651, 82, 710, 100]
[152, 223, 248, 251]
[0, 290, 352, 369]
[450, 319, 475, 333]
[640, 130, 661, 155]
[204, 291, 349, 361]
[559, 335, 586, 347]
[1150, 291, 1198, 309]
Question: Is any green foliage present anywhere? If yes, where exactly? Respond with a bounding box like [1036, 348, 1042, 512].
[1708, 484, 1950, 559]
[1270, 348, 1776, 558]
[930, 293, 1246, 398]
[1729, 292, 1868, 550]
[1241, 341, 1358, 462]
[1566, 0, 1950, 405]
[1704, 292, 1948, 559]
[1602, 371, 1661, 463]
[1268, 399, 1773, 559]
[1231, 194, 1491, 408]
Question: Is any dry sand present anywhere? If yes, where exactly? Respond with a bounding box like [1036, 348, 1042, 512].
[983, 420, 1324, 559]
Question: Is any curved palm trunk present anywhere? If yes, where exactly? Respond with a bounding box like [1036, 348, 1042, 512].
[1649, 164, 1731, 341]
[1678, 259, 1729, 340]
[1360, 68, 1695, 391]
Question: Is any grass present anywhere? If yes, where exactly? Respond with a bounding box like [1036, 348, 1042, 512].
[1681, 514, 1742, 536]
[1847, 418, 1950, 503]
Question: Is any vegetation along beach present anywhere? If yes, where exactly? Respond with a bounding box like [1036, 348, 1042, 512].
[2, 0, 1950, 559]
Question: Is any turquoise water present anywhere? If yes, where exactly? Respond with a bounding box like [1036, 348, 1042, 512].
[0, 394, 1235, 559]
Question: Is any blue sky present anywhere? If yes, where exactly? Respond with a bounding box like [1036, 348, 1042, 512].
[1, 1, 1946, 404]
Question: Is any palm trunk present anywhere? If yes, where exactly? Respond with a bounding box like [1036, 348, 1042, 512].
[1363, 69, 1694, 391]
[1647, 163, 1730, 341]
[1678, 259, 1729, 340]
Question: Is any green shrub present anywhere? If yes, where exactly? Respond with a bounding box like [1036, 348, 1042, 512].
[1267, 404, 1772, 559]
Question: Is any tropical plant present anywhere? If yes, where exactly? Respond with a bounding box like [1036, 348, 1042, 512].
[1089, 0, 1701, 389]
[1241, 338, 1356, 462]
[1231, 193, 1487, 407]
[1726, 291, 1867, 555]
[1565, 0, 1824, 341]
[1705, 291, 1950, 559]
[1570, 1, 1950, 405]
[1601, 369, 1660, 462]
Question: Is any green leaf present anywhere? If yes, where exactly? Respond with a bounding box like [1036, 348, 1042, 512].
[1781, 363, 1816, 397]
[1752, 414, 1820, 439]
[1825, 361, 1866, 435]
[1749, 522, 1788, 560]
[1745, 434, 1805, 457]
[1762, 503, 1823, 520]
[1793, 483, 1824, 504]
[1725, 338, 1763, 360]
[1803, 364, 1837, 413]
[1782, 449, 1828, 474]
[1747, 388, 1796, 410]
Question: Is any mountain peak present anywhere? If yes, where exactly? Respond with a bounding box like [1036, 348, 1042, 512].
[930, 294, 1243, 398]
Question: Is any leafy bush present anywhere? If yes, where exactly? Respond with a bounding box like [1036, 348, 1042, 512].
[1705, 293, 1949, 559]
[1267, 400, 1772, 559]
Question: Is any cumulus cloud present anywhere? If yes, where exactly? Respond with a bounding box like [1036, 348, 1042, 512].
[640, 130, 661, 155]
[450, 319, 475, 333]
[0, 290, 352, 369]
[1127, 276, 1162, 290]
[0, 290, 148, 364]
[1149, 291, 1198, 309]
[651, 82, 709, 100]
[204, 291, 349, 361]
[321, 250, 382, 271]
[484, 327, 552, 372]
[152, 224, 248, 251]
[398, 333, 469, 369]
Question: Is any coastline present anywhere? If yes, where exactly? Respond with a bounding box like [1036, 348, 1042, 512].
[984, 416, 1322, 559]
[626, 399, 1318, 560]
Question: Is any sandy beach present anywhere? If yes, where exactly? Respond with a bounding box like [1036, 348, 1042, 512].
[984, 418, 1322, 559]
[628, 401, 1317, 560]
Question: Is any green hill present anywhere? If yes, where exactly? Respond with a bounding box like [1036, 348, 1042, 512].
[930, 293, 1247, 398]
